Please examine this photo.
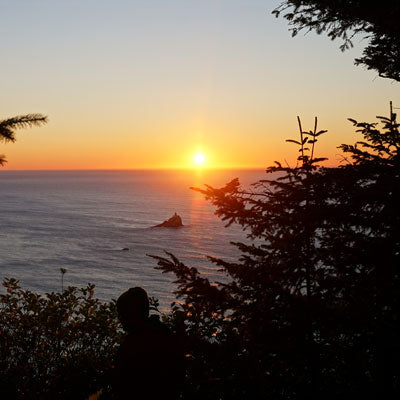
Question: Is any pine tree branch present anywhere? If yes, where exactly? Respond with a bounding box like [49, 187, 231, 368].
[0, 114, 48, 143]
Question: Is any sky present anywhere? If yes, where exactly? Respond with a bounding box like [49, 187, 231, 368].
[0, 0, 399, 170]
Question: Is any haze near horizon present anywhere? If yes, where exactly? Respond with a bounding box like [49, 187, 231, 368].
[1, 0, 399, 170]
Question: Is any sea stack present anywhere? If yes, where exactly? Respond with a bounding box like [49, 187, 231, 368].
[155, 212, 183, 228]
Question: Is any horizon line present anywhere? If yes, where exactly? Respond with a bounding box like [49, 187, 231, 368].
[0, 166, 268, 172]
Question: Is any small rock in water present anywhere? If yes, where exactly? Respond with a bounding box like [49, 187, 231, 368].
[154, 212, 183, 228]
[122, 247, 130, 251]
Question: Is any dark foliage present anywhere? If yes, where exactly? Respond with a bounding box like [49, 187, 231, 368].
[273, 1, 400, 81]
[152, 109, 400, 399]
[0, 278, 121, 399]
[0, 114, 48, 165]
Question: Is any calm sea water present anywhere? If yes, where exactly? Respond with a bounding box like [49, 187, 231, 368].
[0, 169, 265, 309]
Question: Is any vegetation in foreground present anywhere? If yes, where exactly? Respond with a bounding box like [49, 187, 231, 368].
[1, 108, 399, 399]
[152, 108, 400, 399]
[0, 279, 120, 399]
[1, 3, 399, 399]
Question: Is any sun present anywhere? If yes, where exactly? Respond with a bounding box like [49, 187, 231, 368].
[193, 152, 206, 166]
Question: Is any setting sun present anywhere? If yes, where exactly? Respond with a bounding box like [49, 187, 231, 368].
[193, 153, 206, 166]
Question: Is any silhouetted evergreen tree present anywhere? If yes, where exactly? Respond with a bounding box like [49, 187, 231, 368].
[0, 114, 48, 165]
[153, 108, 400, 399]
[273, 1, 400, 81]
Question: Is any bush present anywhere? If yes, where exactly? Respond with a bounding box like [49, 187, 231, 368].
[0, 278, 121, 399]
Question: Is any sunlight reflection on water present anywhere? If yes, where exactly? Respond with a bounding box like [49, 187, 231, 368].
[0, 169, 265, 309]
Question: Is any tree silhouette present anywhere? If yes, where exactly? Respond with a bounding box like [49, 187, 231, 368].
[273, 1, 400, 81]
[153, 108, 400, 398]
[0, 114, 48, 165]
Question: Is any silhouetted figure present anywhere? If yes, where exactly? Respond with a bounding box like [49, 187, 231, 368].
[114, 287, 183, 399]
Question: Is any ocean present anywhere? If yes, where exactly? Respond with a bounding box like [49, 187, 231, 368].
[0, 169, 265, 309]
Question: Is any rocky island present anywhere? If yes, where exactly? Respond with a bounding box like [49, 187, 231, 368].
[154, 212, 183, 228]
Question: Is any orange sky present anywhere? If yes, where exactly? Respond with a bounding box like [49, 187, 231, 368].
[1, 0, 399, 170]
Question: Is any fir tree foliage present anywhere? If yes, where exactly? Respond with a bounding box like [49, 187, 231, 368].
[0, 114, 48, 165]
[273, 1, 400, 81]
[152, 107, 400, 399]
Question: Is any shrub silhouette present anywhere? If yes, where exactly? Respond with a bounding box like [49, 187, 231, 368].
[0, 278, 121, 399]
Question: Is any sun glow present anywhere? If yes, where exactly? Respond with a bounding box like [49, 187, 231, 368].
[193, 152, 206, 167]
